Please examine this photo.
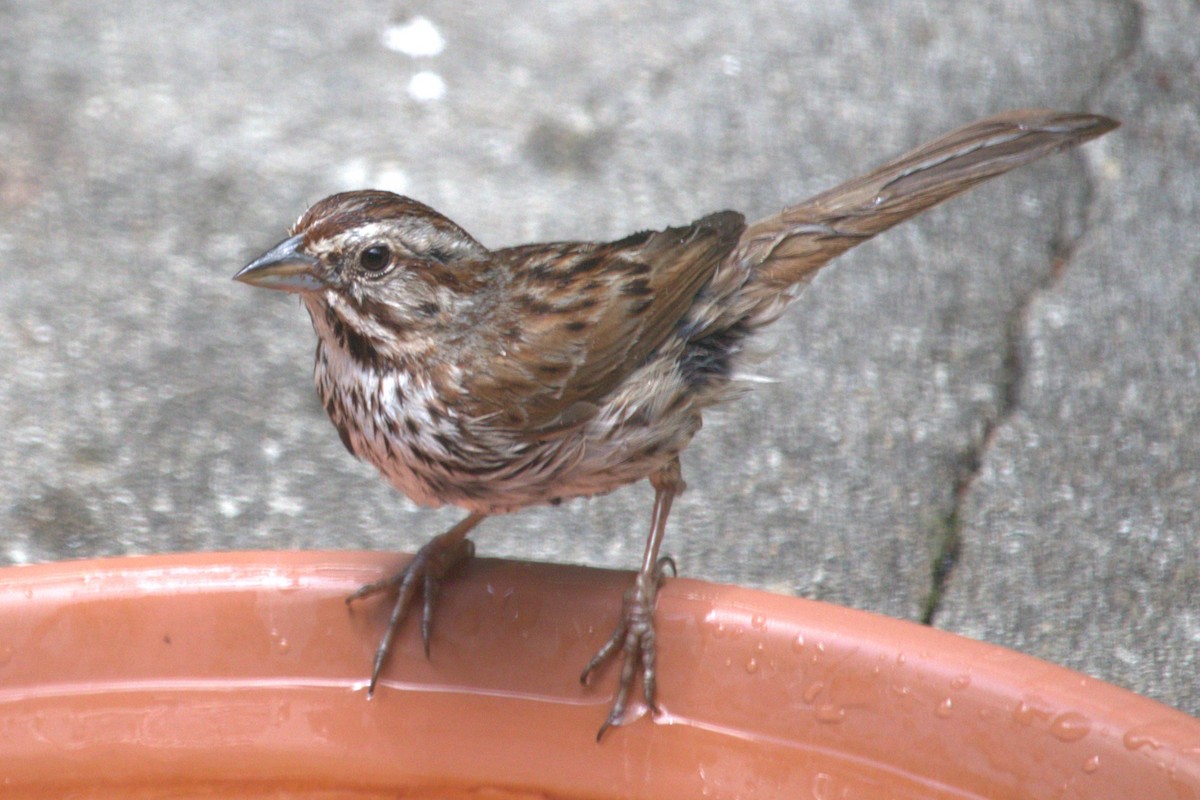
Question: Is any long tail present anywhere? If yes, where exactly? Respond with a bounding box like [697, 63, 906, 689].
[711, 109, 1118, 329]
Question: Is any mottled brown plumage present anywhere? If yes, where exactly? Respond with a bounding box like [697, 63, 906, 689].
[235, 109, 1117, 738]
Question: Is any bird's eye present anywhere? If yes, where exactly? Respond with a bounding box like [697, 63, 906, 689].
[359, 244, 391, 272]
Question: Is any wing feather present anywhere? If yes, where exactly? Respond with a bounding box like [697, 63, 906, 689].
[463, 211, 745, 435]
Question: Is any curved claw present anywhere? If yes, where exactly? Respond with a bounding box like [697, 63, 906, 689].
[585, 457, 681, 742]
[584, 554, 675, 741]
[346, 515, 483, 697]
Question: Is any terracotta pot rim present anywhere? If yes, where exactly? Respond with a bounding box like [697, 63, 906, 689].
[1, 551, 1196, 798]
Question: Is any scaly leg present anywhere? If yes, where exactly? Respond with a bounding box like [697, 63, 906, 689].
[581, 458, 684, 740]
[346, 512, 485, 696]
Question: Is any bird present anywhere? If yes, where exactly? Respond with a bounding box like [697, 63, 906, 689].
[235, 109, 1117, 739]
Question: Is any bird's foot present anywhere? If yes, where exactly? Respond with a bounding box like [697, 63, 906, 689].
[580, 556, 676, 741]
[346, 525, 477, 697]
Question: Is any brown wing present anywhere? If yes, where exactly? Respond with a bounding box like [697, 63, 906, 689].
[463, 211, 745, 436]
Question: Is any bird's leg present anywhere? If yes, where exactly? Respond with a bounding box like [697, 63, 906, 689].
[581, 457, 684, 741]
[346, 512, 485, 697]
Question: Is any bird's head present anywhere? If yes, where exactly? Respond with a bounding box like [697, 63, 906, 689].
[235, 190, 491, 358]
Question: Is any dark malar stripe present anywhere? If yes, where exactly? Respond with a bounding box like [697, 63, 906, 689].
[325, 305, 394, 372]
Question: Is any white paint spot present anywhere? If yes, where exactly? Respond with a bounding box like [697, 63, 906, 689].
[721, 54, 741, 76]
[335, 157, 371, 187]
[218, 496, 241, 518]
[407, 71, 446, 102]
[333, 160, 408, 192]
[261, 440, 282, 462]
[29, 322, 54, 345]
[268, 493, 305, 517]
[374, 163, 409, 194]
[383, 16, 445, 58]
[151, 493, 174, 514]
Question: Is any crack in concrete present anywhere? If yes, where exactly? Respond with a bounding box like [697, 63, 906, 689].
[921, 2, 1144, 626]
[920, 189, 1087, 626]
[1092, 0, 1146, 105]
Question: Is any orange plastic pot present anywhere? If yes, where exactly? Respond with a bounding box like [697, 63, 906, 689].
[0, 552, 1196, 798]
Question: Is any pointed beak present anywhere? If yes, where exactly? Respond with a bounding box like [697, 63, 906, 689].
[234, 234, 326, 293]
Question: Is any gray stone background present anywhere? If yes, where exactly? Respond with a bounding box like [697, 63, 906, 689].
[1, 1, 1196, 717]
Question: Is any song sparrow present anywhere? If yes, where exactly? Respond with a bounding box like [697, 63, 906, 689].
[235, 109, 1116, 738]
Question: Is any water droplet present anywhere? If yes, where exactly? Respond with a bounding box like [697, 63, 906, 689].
[815, 704, 846, 724]
[272, 701, 292, 726]
[731, 625, 745, 640]
[1123, 727, 1162, 752]
[713, 622, 726, 639]
[0, 645, 12, 667]
[751, 613, 766, 630]
[936, 697, 953, 718]
[812, 772, 833, 799]
[745, 657, 759, 674]
[951, 674, 971, 691]
[803, 681, 824, 703]
[1082, 755, 1100, 774]
[276, 637, 290, 656]
[1050, 712, 1091, 743]
[277, 574, 303, 594]
[1013, 700, 1051, 726]
[792, 633, 805, 652]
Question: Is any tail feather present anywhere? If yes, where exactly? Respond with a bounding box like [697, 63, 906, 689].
[714, 109, 1117, 329]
